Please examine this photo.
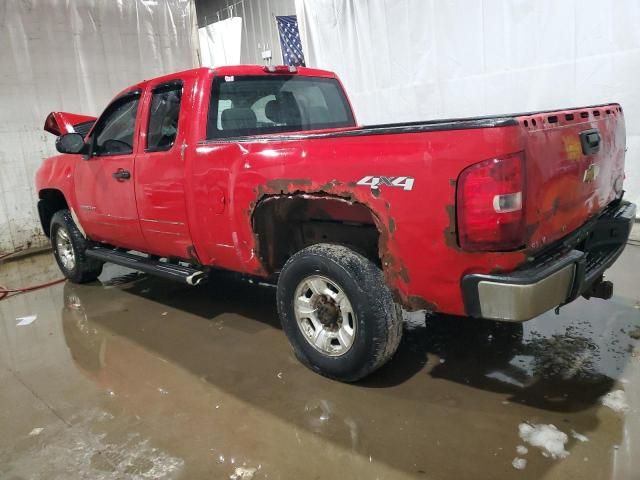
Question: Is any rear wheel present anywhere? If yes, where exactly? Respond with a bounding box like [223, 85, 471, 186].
[50, 210, 103, 283]
[277, 244, 403, 382]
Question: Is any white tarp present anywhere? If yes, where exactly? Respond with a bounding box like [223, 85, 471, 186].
[0, 0, 197, 254]
[198, 17, 243, 67]
[296, 0, 640, 215]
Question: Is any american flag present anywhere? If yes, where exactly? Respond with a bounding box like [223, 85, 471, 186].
[276, 15, 306, 67]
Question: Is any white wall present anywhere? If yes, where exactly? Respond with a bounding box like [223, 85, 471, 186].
[196, 0, 298, 65]
[0, 0, 198, 254]
[296, 0, 640, 215]
[199, 16, 244, 67]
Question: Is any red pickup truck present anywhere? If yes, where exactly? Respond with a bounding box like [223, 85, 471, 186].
[36, 65, 635, 381]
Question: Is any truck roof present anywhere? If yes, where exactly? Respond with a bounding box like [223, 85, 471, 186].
[211, 64, 338, 78]
[114, 65, 338, 99]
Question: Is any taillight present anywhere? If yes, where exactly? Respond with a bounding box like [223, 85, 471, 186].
[456, 153, 525, 251]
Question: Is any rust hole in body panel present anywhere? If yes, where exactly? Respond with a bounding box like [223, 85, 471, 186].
[443, 203, 459, 250]
[252, 193, 380, 273]
[264, 178, 313, 193]
[250, 182, 437, 312]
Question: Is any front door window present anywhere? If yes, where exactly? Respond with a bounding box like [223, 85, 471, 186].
[92, 95, 140, 156]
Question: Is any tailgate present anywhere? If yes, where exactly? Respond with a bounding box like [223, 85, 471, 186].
[518, 104, 626, 250]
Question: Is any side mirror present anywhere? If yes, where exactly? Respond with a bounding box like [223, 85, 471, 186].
[56, 133, 87, 154]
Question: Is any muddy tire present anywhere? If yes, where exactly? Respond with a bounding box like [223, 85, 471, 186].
[277, 243, 403, 382]
[50, 209, 103, 283]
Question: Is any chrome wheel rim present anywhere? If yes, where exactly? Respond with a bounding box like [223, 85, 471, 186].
[56, 227, 76, 270]
[293, 275, 356, 357]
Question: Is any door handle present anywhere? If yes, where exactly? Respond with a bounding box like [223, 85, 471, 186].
[112, 168, 131, 181]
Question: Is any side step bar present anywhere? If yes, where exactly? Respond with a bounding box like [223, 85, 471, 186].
[86, 247, 206, 286]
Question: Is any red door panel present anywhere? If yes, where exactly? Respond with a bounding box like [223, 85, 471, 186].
[135, 151, 193, 258]
[74, 92, 148, 252]
[134, 77, 195, 260]
[75, 156, 146, 251]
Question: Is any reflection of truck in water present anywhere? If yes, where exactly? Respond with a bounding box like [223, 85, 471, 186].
[63, 279, 621, 414]
[41, 65, 635, 381]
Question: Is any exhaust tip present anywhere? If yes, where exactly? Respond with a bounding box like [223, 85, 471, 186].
[186, 271, 206, 286]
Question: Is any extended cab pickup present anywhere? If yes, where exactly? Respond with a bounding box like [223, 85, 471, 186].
[36, 65, 636, 381]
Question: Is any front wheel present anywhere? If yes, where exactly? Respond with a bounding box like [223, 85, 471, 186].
[50, 209, 103, 283]
[277, 244, 403, 382]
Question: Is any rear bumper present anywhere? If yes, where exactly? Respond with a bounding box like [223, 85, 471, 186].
[462, 200, 636, 322]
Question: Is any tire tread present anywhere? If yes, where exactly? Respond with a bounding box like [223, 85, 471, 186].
[277, 243, 403, 381]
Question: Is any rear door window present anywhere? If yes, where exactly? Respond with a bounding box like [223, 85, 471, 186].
[207, 75, 355, 139]
[147, 82, 183, 152]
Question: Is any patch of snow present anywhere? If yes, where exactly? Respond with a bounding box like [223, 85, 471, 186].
[28, 428, 44, 436]
[512, 457, 527, 470]
[486, 371, 525, 388]
[571, 430, 589, 442]
[16, 315, 37, 326]
[97, 411, 114, 421]
[518, 423, 569, 459]
[230, 466, 257, 479]
[516, 445, 528, 455]
[3, 409, 183, 479]
[602, 390, 630, 413]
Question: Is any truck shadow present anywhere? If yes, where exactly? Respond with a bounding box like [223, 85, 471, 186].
[361, 313, 627, 413]
[69, 266, 634, 415]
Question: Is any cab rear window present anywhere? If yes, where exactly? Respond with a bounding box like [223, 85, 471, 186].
[207, 75, 355, 139]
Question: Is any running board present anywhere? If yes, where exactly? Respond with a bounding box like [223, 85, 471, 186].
[86, 247, 206, 286]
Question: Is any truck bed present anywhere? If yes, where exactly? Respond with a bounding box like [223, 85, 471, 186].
[209, 102, 624, 254]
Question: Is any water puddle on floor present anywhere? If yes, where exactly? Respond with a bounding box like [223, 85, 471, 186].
[1, 248, 639, 479]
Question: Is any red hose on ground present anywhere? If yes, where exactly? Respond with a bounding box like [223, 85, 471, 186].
[0, 248, 65, 301]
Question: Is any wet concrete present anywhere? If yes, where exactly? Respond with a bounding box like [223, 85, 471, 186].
[0, 247, 639, 479]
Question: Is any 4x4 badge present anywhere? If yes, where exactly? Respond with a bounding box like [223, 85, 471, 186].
[356, 176, 415, 191]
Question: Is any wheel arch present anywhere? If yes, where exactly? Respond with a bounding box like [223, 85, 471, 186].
[251, 193, 383, 274]
[38, 188, 70, 237]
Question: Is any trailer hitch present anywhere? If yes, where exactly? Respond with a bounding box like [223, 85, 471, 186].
[582, 276, 614, 300]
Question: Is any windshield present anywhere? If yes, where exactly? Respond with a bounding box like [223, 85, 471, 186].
[207, 75, 355, 139]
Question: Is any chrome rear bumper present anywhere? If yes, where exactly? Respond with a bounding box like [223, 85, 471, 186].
[462, 201, 636, 322]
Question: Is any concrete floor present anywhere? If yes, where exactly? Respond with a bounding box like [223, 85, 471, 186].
[0, 247, 639, 480]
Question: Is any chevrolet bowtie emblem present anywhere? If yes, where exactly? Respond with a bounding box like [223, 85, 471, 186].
[583, 163, 599, 183]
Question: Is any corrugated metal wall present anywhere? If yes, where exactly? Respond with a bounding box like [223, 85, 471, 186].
[196, 0, 297, 65]
[0, 0, 197, 254]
